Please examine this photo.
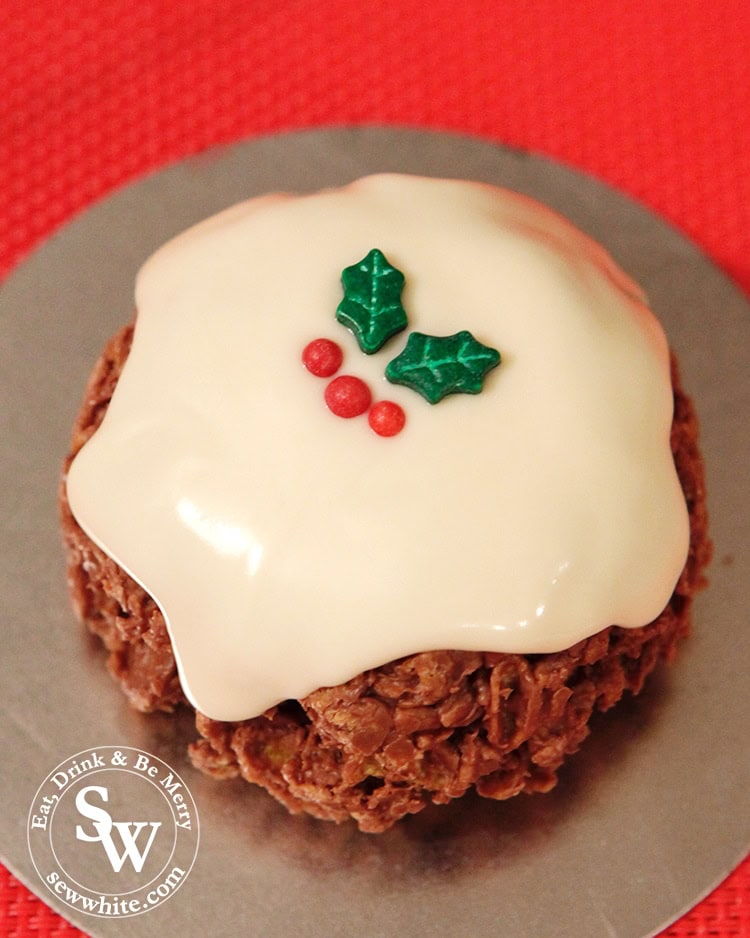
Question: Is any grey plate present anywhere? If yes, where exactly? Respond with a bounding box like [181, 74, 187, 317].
[1, 128, 748, 938]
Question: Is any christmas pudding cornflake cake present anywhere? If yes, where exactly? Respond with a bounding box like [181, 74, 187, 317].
[61, 174, 710, 832]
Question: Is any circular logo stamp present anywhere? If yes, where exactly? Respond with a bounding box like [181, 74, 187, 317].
[27, 746, 199, 918]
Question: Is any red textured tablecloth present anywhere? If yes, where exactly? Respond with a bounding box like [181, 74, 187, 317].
[1, 2, 748, 935]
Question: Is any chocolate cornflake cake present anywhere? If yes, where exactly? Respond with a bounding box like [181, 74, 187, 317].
[60, 176, 711, 832]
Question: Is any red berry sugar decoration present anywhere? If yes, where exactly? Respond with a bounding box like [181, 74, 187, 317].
[302, 338, 343, 377]
[368, 400, 406, 437]
[324, 375, 372, 418]
[302, 335, 404, 434]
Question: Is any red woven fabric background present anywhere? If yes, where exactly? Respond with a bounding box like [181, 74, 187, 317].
[1, 1, 748, 935]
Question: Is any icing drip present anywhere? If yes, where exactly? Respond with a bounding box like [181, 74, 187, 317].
[66, 174, 690, 721]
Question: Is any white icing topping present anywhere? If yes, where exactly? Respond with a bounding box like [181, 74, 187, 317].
[66, 174, 690, 721]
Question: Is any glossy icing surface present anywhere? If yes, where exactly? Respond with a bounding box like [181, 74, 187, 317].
[66, 174, 690, 721]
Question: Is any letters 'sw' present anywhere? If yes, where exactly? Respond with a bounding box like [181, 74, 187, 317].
[74, 786, 161, 873]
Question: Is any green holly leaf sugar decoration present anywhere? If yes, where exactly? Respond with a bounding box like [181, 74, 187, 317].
[336, 248, 408, 354]
[385, 330, 501, 404]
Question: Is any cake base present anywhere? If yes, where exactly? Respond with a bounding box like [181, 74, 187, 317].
[60, 323, 711, 832]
